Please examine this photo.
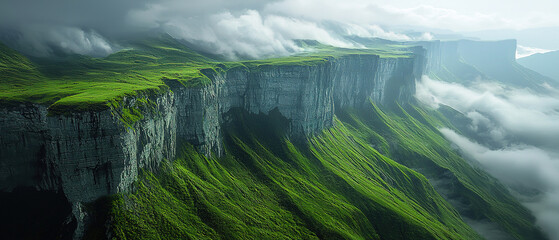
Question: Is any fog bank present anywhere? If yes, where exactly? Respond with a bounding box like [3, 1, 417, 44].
[417, 76, 559, 239]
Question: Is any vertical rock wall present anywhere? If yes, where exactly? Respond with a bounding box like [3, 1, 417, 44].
[0, 53, 422, 238]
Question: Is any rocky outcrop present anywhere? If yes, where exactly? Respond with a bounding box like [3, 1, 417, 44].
[0, 93, 177, 238]
[0, 93, 176, 202]
[456, 39, 517, 64]
[0, 53, 422, 238]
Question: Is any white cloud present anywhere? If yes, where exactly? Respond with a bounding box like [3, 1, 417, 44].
[127, 3, 429, 59]
[266, 0, 520, 32]
[9, 25, 114, 57]
[441, 128, 559, 240]
[417, 76, 559, 239]
[416, 76, 559, 149]
[3, 0, 559, 56]
[516, 45, 553, 59]
[161, 10, 357, 59]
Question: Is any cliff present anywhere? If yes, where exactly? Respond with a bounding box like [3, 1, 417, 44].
[417, 39, 555, 88]
[518, 50, 559, 82]
[0, 52, 421, 238]
[1, 38, 550, 240]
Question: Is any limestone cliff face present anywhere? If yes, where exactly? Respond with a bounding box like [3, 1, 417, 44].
[0, 93, 176, 202]
[421, 39, 553, 89]
[331, 55, 378, 108]
[418, 39, 518, 77]
[372, 57, 419, 105]
[0, 53, 421, 238]
[456, 39, 517, 64]
[412, 41, 442, 74]
[0, 93, 177, 238]
[244, 64, 335, 135]
[173, 62, 336, 155]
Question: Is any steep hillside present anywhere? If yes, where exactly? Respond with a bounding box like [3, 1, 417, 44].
[518, 50, 559, 82]
[99, 103, 545, 240]
[103, 107, 481, 240]
[0, 37, 548, 240]
[0, 35, 214, 112]
[0, 42, 44, 101]
[0, 35, 415, 115]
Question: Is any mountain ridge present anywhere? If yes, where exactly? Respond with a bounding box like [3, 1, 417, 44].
[518, 50, 559, 82]
[0, 36, 549, 239]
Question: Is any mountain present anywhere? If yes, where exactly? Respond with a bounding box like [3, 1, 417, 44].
[415, 39, 557, 89]
[518, 50, 559, 82]
[0, 37, 548, 240]
[466, 27, 559, 50]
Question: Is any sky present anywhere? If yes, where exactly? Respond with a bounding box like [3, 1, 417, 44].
[1, 0, 559, 238]
[1, 0, 558, 58]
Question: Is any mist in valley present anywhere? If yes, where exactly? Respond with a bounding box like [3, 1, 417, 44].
[417, 76, 559, 239]
[2, 0, 559, 239]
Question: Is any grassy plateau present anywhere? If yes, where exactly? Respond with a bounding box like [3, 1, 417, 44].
[0, 35, 412, 115]
[0, 35, 546, 239]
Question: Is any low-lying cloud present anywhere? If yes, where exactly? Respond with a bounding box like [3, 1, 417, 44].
[121, 1, 434, 59]
[0, 0, 444, 58]
[416, 76, 559, 150]
[160, 10, 354, 59]
[516, 45, 553, 59]
[3, 0, 559, 58]
[4, 26, 114, 57]
[417, 76, 559, 239]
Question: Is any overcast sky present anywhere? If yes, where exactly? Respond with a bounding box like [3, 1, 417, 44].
[2, 0, 559, 238]
[1, 0, 558, 57]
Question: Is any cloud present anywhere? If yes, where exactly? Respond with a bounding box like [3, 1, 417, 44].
[128, 2, 431, 59]
[161, 10, 356, 59]
[4, 25, 114, 57]
[440, 128, 559, 240]
[417, 76, 559, 239]
[462, 217, 512, 240]
[440, 128, 559, 191]
[516, 45, 554, 59]
[163, 10, 300, 59]
[335, 23, 434, 42]
[3, 0, 559, 57]
[0, 0, 433, 58]
[266, 0, 518, 32]
[416, 76, 559, 150]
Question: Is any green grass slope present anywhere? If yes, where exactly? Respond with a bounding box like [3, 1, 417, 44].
[103, 107, 488, 240]
[337, 103, 545, 240]
[99, 102, 546, 240]
[429, 57, 486, 84]
[0, 35, 219, 113]
[0, 42, 44, 97]
[0, 35, 414, 115]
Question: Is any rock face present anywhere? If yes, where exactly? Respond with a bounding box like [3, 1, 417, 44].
[416, 39, 517, 71]
[456, 39, 517, 64]
[0, 93, 176, 202]
[416, 39, 553, 89]
[0, 93, 177, 238]
[0, 53, 422, 238]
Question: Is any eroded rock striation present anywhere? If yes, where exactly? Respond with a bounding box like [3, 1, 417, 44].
[0, 53, 423, 238]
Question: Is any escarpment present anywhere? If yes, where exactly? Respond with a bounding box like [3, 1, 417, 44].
[0, 52, 421, 238]
[0, 37, 540, 239]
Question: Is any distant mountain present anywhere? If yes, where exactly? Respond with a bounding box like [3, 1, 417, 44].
[518, 50, 559, 82]
[466, 27, 559, 50]
[410, 39, 557, 90]
[0, 37, 549, 240]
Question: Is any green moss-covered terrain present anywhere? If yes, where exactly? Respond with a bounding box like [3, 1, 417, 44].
[0, 35, 413, 115]
[1, 35, 547, 239]
[93, 102, 544, 240]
